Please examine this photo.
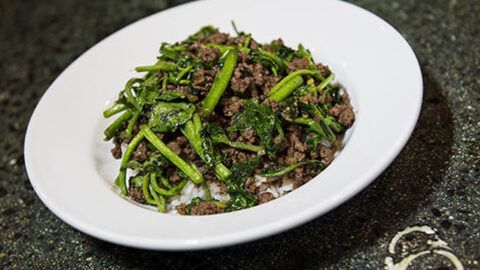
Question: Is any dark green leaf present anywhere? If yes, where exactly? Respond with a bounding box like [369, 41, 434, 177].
[157, 90, 186, 101]
[226, 157, 260, 193]
[226, 192, 256, 212]
[228, 99, 276, 154]
[149, 102, 195, 132]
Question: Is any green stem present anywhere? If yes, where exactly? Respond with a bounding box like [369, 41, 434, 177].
[244, 34, 252, 48]
[220, 139, 264, 153]
[115, 130, 145, 195]
[142, 126, 204, 184]
[307, 104, 344, 133]
[176, 65, 193, 82]
[142, 175, 156, 204]
[150, 174, 188, 196]
[261, 160, 321, 177]
[125, 106, 142, 138]
[135, 61, 177, 72]
[274, 117, 284, 143]
[201, 50, 238, 116]
[268, 69, 322, 97]
[316, 73, 335, 92]
[203, 183, 212, 201]
[268, 75, 304, 101]
[183, 114, 232, 181]
[162, 72, 168, 90]
[258, 48, 287, 74]
[290, 117, 335, 141]
[160, 174, 172, 189]
[104, 110, 133, 141]
[123, 78, 143, 109]
[149, 186, 166, 213]
[103, 103, 127, 118]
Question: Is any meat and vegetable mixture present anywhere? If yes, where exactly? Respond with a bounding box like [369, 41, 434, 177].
[103, 23, 355, 215]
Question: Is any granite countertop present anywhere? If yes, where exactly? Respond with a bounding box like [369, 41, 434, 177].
[0, 0, 478, 269]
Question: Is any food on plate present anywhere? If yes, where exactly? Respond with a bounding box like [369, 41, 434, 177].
[103, 23, 355, 215]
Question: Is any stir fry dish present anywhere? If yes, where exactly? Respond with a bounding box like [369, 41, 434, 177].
[103, 23, 355, 215]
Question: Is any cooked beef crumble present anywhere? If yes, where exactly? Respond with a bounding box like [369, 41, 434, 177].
[104, 25, 355, 215]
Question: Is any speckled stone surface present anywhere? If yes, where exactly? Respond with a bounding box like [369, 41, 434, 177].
[0, 0, 479, 269]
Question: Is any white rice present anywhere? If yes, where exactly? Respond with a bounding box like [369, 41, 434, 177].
[165, 175, 294, 214]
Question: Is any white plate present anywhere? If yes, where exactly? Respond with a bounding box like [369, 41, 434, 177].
[24, 0, 422, 250]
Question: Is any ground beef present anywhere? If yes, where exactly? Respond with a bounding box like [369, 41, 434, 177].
[238, 52, 250, 62]
[222, 147, 254, 166]
[181, 144, 197, 161]
[329, 103, 355, 127]
[294, 167, 304, 187]
[190, 202, 224, 215]
[111, 139, 122, 159]
[257, 192, 274, 204]
[285, 129, 307, 164]
[132, 142, 148, 162]
[299, 93, 318, 105]
[238, 129, 256, 144]
[204, 32, 229, 44]
[176, 204, 188, 215]
[198, 46, 221, 64]
[192, 68, 216, 93]
[262, 99, 281, 113]
[128, 178, 144, 204]
[319, 146, 335, 165]
[166, 166, 182, 183]
[221, 96, 243, 117]
[172, 86, 199, 102]
[287, 58, 310, 73]
[230, 64, 254, 94]
[167, 141, 182, 155]
[246, 177, 257, 193]
[319, 92, 333, 104]
[316, 63, 331, 77]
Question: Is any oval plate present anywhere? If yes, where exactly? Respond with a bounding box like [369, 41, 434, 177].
[24, 0, 422, 250]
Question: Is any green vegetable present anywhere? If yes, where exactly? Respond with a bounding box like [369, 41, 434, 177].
[104, 110, 133, 141]
[226, 192, 256, 212]
[305, 104, 344, 133]
[201, 50, 238, 116]
[257, 48, 288, 75]
[156, 90, 186, 101]
[149, 186, 166, 213]
[115, 130, 145, 195]
[188, 25, 218, 42]
[268, 69, 322, 98]
[125, 106, 142, 138]
[142, 126, 204, 184]
[225, 157, 260, 193]
[103, 103, 127, 118]
[150, 173, 188, 196]
[261, 160, 322, 177]
[295, 44, 316, 70]
[290, 117, 335, 141]
[123, 78, 143, 109]
[135, 61, 177, 72]
[149, 101, 195, 132]
[181, 114, 232, 181]
[316, 73, 335, 92]
[228, 99, 276, 154]
[225, 157, 260, 212]
[205, 123, 264, 153]
[268, 75, 304, 101]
